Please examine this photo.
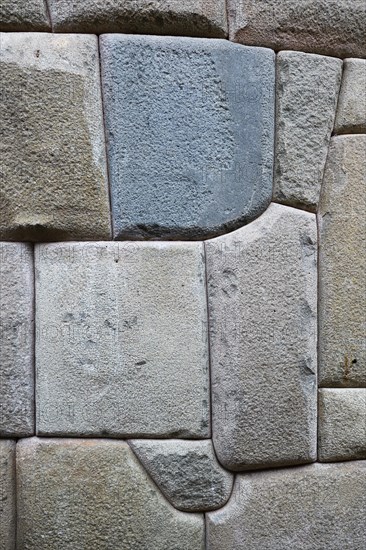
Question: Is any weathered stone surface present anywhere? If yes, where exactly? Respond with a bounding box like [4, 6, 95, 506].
[48, 0, 227, 37]
[0, 0, 50, 31]
[35, 242, 209, 437]
[207, 462, 366, 550]
[0, 441, 15, 550]
[318, 389, 366, 462]
[0, 33, 110, 241]
[318, 136, 366, 387]
[17, 438, 204, 549]
[205, 203, 317, 471]
[228, 0, 366, 59]
[100, 35, 275, 240]
[129, 439, 233, 512]
[273, 51, 342, 211]
[334, 59, 366, 134]
[0, 243, 34, 437]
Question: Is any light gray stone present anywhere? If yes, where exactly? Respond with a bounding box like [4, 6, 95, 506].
[0, 0, 50, 31]
[318, 389, 366, 462]
[0, 243, 34, 437]
[17, 438, 204, 549]
[205, 203, 317, 471]
[273, 51, 342, 211]
[100, 35, 275, 240]
[48, 0, 227, 37]
[0, 33, 110, 241]
[35, 242, 209, 437]
[318, 136, 366, 387]
[129, 439, 233, 512]
[228, 0, 366, 59]
[334, 59, 366, 134]
[0, 441, 15, 550]
[207, 462, 366, 550]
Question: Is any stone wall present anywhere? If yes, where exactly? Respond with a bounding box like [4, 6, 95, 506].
[0, 2, 365, 549]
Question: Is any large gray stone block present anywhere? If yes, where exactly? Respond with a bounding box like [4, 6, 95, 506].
[228, 0, 366, 58]
[100, 35, 275, 240]
[205, 203, 317, 471]
[48, 0, 227, 37]
[0, 33, 110, 241]
[318, 389, 366, 462]
[0, 243, 34, 437]
[273, 51, 342, 211]
[318, 136, 366, 387]
[0, 0, 50, 31]
[334, 59, 366, 134]
[17, 438, 204, 549]
[0, 441, 15, 550]
[129, 439, 233, 512]
[35, 242, 209, 437]
[207, 462, 366, 550]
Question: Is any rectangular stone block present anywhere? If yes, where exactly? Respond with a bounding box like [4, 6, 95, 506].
[205, 203, 317, 471]
[0, 0, 50, 31]
[35, 242, 209, 437]
[0, 441, 15, 550]
[0, 243, 34, 437]
[318, 136, 366, 387]
[0, 33, 111, 241]
[273, 51, 342, 211]
[334, 59, 366, 134]
[318, 389, 366, 462]
[48, 0, 227, 36]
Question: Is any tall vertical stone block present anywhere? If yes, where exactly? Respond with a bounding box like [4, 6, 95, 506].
[0, 441, 15, 550]
[334, 59, 366, 134]
[206, 203, 317, 471]
[0, 243, 34, 437]
[0, 33, 110, 241]
[100, 35, 275, 239]
[35, 242, 209, 437]
[318, 136, 366, 387]
[0, 0, 50, 31]
[273, 51, 342, 211]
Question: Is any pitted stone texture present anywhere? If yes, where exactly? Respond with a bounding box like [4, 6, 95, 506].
[318, 389, 366, 462]
[35, 242, 209, 437]
[100, 35, 275, 240]
[48, 0, 227, 37]
[206, 203, 317, 471]
[0, 243, 34, 437]
[129, 440, 233, 512]
[0, 0, 50, 31]
[207, 462, 366, 550]
[0, 441, 15, 550]
[228, 0, 366, 59]
[334, 59, 366, 134]
[273, 51, 342, 211]
[0, 33, 110, 242]
[318, 136, 366, 387]
[17, 438, 204, 550]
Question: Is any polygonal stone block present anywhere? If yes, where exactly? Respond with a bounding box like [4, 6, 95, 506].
[206, 203, 317, 471]
[35, 242, 209, 437]
[334, 59, 366, 134]
[0, 440, 15, 550]
[0, 0, 50, 31]
[100, 35, 275, 239]
[0, 33, 110, 241]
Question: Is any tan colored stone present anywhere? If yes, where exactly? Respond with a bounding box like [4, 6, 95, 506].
[334, 59, 366, 134]
[318, 136, 366, 387]
[0, 441, 15, 550]
[0, 0, 50, 31]
[0, 33, 110, 241]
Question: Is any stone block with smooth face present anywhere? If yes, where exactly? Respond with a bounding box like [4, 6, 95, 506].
[0, 243, 34, 437]
[35, 242, 209, 437]
[100, 35, 275, 240]
[0, 33, 110, 241]
[334, 59, 366, 134]
[0, 441, 15, 550]
[0, 0, 50, 31]
[205, 203, 317, 471]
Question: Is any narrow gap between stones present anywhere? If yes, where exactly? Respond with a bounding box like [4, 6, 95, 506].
[43, 0, 53, 32]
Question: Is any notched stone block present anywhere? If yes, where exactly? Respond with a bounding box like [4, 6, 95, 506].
[35, 242, 209, 438]
[48, 0, 227, 37]
[206, 203, 317, 471]
[0, 0, 50, 31]
[0, 33, 110, 241]
[0, 441, 15, 550]
[334, 59, 366, 134]
[129, 439, 233, 512]
[0, 243, 34, 437]
[17, 438, 204, 549]
[100, 35, 275, 240]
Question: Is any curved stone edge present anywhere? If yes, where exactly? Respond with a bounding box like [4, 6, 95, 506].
[334, 59, 366, 135]
[0, 0, 51, 31]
